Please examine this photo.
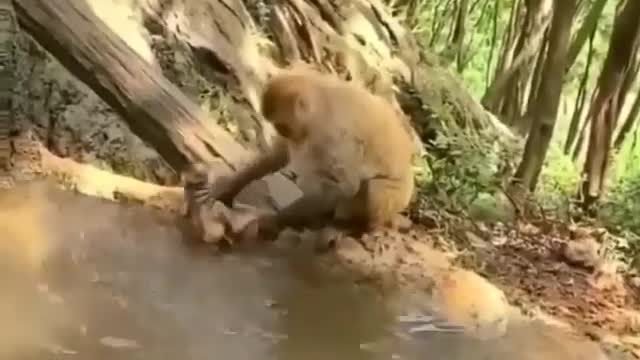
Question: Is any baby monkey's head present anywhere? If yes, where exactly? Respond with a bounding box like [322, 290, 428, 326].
[261, 71, 329, 143]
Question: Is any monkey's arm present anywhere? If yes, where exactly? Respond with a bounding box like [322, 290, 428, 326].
[194, 138, 289, 206]
[254, 189, 343, 239]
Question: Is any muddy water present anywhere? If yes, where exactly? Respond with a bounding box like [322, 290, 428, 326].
[0, 183, 614, 360]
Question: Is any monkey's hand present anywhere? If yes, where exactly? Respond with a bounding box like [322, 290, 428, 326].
[204, 174, 240, 206]
[207, 142, 290, 207]
[185, 172, 247, 207]
[182, 163, 213, 204]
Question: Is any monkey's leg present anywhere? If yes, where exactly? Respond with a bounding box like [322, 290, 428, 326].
[253, 184, 348, 240]
[335, 176, 413, 232]
[273, 192, 339, 229]
[367, 177, 414, 229]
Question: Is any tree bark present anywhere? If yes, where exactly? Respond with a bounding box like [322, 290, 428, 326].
[565, 0, 607, 71]
[614, 90, 640, 150]
[451, 0, 469, 73]
[13, 0, 300, 208]
[514, 24, 549, 135]
[510, 0, 576, 193]
[485, 0, 500, 86]
[614, 55, 640, 121]
[581, 0, 640, 209]
[492, 0, 522, 84]
[564, 26, 596, 155]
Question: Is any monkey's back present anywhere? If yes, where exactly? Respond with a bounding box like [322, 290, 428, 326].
[318, 77, 414, 182]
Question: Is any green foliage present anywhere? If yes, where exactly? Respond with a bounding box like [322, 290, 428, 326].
[600, 131, 640, 235]
[536, 144, 580, 213]
[602, 175, 640, 234]
[417, 104, 519, 215]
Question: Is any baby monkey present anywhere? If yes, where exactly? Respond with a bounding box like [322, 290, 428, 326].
[189, 67, 415, 239]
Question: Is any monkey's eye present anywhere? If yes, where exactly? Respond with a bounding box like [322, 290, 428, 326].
[274, 123, 291, 138]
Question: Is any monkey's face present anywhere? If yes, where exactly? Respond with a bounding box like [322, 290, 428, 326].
[261, 74, 312, 143]
[268, 114, 307, 143]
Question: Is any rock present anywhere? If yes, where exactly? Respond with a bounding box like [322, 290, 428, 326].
[392, 214, 413, 232]
[431, 268, 510, 339]
[589, 260, 625, 292]
[562, 237, 601, 269]
[620, 310, 640, 333]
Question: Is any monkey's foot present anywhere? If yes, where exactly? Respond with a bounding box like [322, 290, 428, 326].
[391, 214, 413, 232]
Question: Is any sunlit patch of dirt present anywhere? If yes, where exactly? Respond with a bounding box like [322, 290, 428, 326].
[0, 182, 74, 356]
[0, 184, 51, 273]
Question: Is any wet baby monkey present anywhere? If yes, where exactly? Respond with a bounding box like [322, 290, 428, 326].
[187, 67, 416, 240]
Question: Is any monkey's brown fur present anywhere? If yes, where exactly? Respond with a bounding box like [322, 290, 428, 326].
[188, 67, 415, 238]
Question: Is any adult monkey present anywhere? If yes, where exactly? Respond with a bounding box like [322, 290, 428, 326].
[187, 67, 415, 238]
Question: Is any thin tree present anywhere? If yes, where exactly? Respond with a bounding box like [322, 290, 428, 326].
[614, 90, 640, 150]
[451, 0, 469, 72]
[429, 0, 455, 48]
[581, 0, 640, 210]
[566, 0, 608, 71]
[491, 0, 522, 81]
[485, 0, 501, 85]
[517, 25, 549, 135]
[482, 0, 553, 125]
[510, 0, 577, 193]
[564, 27, 597, 155]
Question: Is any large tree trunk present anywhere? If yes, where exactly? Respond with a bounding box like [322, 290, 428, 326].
[581, 0, 640, 210]
[510, 0, 576, 193]
[14, 0, 251, 171]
